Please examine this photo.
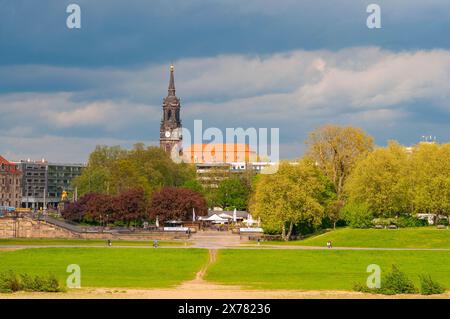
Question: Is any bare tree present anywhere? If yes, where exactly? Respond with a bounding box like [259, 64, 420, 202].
[306, 124, 374, 198]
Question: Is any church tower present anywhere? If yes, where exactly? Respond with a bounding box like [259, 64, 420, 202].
[160, 64, 183, 155]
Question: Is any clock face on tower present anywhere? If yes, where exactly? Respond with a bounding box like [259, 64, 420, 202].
[165, 131, 171, 138]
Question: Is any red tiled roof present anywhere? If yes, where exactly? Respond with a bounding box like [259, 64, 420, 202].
[185, 143, 254, 152]
[183, 144, 257, 163]
[0, 155, 10, 165]
[0, 155, 20, 174]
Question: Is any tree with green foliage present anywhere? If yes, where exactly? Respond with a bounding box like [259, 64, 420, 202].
[326, 199, 345, 229]
[341, 202, 373, 228]
[305, 124, 374, 198]
[72, 144, 197, 198]
[345, 141, 409, 218]
[109, 158, 153, 195]
[251, 160, 331, 240]
[214, 176, 251, 210]
[407, 142, 450, 223]
[182, 179, 205, 195]
[72, 166, 111, 197]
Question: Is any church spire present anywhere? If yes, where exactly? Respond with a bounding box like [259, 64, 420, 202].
[168, 64, 175, 96]
[160, 63, 182, 155]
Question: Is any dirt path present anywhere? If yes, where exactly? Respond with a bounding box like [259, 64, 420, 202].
[177, 249, 229, 292]
[193, 249, 217, 282]
[1, 288, 449, 299]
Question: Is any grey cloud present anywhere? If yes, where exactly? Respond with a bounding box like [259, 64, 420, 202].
[0, 135, 158, 163]
[1, 47, 449, 161]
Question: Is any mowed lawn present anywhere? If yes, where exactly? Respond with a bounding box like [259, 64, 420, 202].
[205, 249, 450, 290]
[262, 227, 450, 249]
[0, 248, 208, 288]
[0, 238, 188, 247]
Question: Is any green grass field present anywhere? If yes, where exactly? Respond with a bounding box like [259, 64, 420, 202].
[205, 249, 450, 290]
[259, 227, 450, 249]
[0, 246, 448, 291]
[0, 238, 189, 247]
[0, 227, 449, 292]
[0, 248, 208, 288]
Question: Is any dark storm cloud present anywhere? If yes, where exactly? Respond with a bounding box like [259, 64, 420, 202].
[1, 0, 450, 69]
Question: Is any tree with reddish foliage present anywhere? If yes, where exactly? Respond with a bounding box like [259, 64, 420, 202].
[149, 187, 207, 222]
[61, 193, 98, 222]
[114, 188, 149, 225]
[62, 189, 148, 226]
[85, 193, 115, 225]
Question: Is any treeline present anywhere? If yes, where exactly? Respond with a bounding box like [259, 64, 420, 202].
[251, 125, 450, 240]
[65, 145, 207, 225]
[344, 141, 450, 226]
[67, 126, 449, 234]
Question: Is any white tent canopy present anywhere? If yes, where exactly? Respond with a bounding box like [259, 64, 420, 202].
[204, 214, 228, 223]
[244, 213, 256, 225]
[218, 213, 233, 219]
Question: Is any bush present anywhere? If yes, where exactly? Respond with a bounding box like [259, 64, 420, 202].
[0, 271, 63, 293]
[372, 216, 428, 228]
[45, 275, 63, 292]
[352, 282, 371, 293]
[353, 265, 418, 295]
[21, 273, 62, 292]
[341, 202, 373, 228]
[437, 218, 449, 226]
[381, 265, 418, 294]
[396, 216, 428, 227]
[19, 273, 35, 291]
[0, 271, 22, 293]
[419, 275, 445, 295]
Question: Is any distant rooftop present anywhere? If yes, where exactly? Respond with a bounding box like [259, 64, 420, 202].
[14, 159, 85, 167]
[183, 143, 257, 163]
[0, 155, 21, 174]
